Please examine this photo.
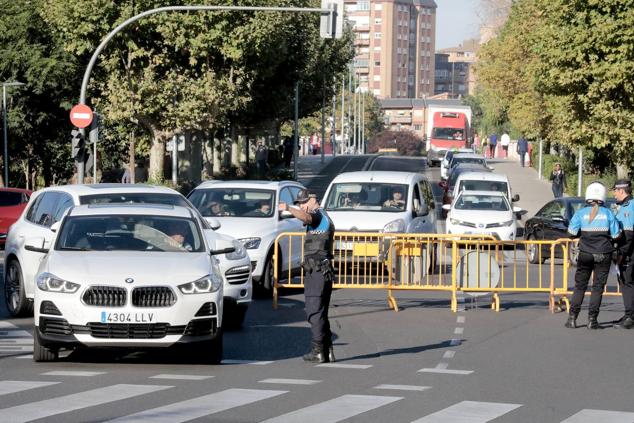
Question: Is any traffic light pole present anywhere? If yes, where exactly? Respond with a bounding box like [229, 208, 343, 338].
[76, 4, 341, 183]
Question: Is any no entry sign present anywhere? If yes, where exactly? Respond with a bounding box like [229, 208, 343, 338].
[70, 104, 93, 128]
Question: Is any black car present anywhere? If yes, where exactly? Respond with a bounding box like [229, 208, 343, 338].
[524, 197, 617, 265]
[368, 155, 428, 173]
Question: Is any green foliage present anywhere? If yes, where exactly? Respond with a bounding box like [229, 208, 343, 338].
[368, 130, 424, 156]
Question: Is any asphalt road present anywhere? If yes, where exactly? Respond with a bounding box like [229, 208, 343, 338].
[1, 157, 633, 422]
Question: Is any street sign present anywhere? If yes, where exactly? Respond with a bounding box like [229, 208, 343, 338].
[70, 104, 93, 128]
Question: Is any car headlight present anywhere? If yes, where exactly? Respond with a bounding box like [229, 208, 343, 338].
[238, 237, 261, 250]
[225, 240, 247, 260]
[382, 219, 406, 233]
[36, 272, 80, 294]
[178, 274, 222, 294]
[449, 218, 475, 228]
[488, 220, 514, 228]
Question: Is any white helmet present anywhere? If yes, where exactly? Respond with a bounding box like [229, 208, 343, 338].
[585, 182, 606, 204]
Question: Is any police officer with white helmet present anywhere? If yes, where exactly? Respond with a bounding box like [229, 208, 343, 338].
[566, 182, 621, 329]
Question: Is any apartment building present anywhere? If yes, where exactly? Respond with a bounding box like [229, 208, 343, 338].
[434, 39, 479, 97]
[345, 0, 437, 99]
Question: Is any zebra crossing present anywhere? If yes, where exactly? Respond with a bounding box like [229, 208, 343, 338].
[1, 377, 634, 422]
[0, 322, 32, 357]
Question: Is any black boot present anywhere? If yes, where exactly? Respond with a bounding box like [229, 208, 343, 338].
[614, 316, 634, 329]
[564, 314, 577, 328]
[303, 343, 327, 363]
[587, 315, 600, 330]
[327, 345, 335, 363]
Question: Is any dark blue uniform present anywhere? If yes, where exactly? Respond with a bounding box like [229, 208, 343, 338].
[614, 196, 634, 319]
[567, 205, 621, 319]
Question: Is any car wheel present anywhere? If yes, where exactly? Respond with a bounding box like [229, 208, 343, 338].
[527, 235, 545, 264]
[4, 260, 32, 317]
[33, 331, 58, 362]
[428, 245, 437, 275]
[260, 249, 281, 294]
[568, 244, 579, 267]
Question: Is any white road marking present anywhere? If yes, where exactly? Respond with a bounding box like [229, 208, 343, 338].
[0, 339, 33, 344]
[456, 316, 466, 323]
[259, 378, 321, 385]
[436, 362, 449, 369]
[0, 381, 60, 396]
[410, 400, 522, 422]
[454, 327, 464, 335]
[150, 374, 214, 381]
[221, 359, 274, 365]
[560, 409, 634, 423]
[108, 388, 286, 423]
[260, 394, 402, 423]
[42, 371, 106, 377]
[0, 322, 18, 329]
[418, 368, 474, 375]
[0, 330, 31, 338]
[449, 339, 461, 346]
[14, 355, 33, 359]
[316, 363, 373, 369]
[0, 384, 171, 423]
[373, 384, 431, 392]
[0, 346, 33, 352]
[443, 351, 456, 359]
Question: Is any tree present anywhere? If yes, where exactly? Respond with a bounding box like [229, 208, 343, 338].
[368, 130, 424, 156]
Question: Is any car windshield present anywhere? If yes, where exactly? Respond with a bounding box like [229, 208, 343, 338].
[0, 192, 24, 207]
[450, 157, 485, 168]
[188, 188, 275, 218]
[433, 128, 465, 140]
[80, 193, 189, 207]
[56, 215, 203, 252]
[325, 183, 409, 212]
[369, 158, 426, 173]
[454, 194, 510, 211]
[458, 180, 509, 197]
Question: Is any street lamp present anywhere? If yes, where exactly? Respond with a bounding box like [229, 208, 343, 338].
[2, 81, 25, 187]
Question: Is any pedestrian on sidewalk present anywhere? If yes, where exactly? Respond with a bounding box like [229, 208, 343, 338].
[550, 163, 567, 198]
[279, 189, 336, 363]
[473, 132, 480, 153]
[488, 133, 497, 159]
[501, 131, 510, 158]
[255, 140, 269, 177]
[612, 179, 634, 329]
[517, 135, 528, 167]
[565, 182, 621, 329]
[282, 136, 294, 168]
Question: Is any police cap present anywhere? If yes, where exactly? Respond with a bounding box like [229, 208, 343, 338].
[611, 179, 632, 190]
[294, 189, 318, 204]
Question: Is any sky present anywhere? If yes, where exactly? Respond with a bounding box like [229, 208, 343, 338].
[435, 0, 481, 50]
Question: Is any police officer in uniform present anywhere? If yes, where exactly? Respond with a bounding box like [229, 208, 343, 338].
[612, 179, 634, 329]
[566, 182, 621, 329]
[278, 189, 336, 363]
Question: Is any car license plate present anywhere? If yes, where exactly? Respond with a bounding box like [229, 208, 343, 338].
[100, 311, 154, 323]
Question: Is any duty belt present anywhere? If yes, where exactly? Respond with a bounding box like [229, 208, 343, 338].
[302, 257, 331, 273]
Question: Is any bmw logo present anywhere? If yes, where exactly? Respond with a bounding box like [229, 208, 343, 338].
[125, 278, 134, 284]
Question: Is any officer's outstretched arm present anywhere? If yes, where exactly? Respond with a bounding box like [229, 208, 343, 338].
[279, 202, 312, 225]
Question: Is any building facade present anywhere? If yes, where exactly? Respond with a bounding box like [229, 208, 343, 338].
[345, 0, 437, 99]
[434, 39, 479, 98]
[380, 98, 465, 139]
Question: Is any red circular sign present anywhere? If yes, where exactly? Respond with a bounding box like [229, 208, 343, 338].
[70, 104, 93, 128]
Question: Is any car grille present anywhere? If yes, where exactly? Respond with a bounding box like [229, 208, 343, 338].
[225, 266, 250, 285]
[83, 286, 127, 307]
[81, 323, 186, 339]
[39, 317, 72, 336]
[131, 287, 176, 307]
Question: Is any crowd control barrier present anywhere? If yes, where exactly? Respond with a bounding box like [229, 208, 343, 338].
[272, 233, 624, 313]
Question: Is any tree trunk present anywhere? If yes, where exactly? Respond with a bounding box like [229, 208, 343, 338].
[202, 131, 214, 180]
[190, 130, 203, 185]
[617, 163, 629, 179]
[149, 131, 168, 182]
[231, 126, 239, 168]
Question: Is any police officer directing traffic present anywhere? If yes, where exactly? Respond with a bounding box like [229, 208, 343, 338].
[566, 182, 621, 329]
[612, 179, 634, 329]
[278, 189, 336, 363]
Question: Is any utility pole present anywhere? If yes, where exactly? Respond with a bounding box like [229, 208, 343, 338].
[331, 80, 336, 158]
[340, 75, 345, 155]
[321, 79, 326, 164]
[294, 82, 299, 180]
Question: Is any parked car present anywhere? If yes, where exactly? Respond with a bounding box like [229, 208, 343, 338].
[3, 184, 251, 327]
[443, 190, 519, 241]
[524, 197, 616, 265]
[440, 148, 474, 180]
[368, 156, 427, 174]
[0, 188, 31, 248]
[187, 180, 306, 292]
[446, 152, 490, 179]
[31, 204, 228, 362]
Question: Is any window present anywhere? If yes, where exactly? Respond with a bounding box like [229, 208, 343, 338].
[52, 194, 75, 223]
[374, 3, 383, 11]
[374, 60, 380, 66]
[374, 18, 382, 24]
[279, 188, 294, 206]
[414, 125, 422, 131]
[28, 192, 60, 227]
[357, 1, 370, 11]
[373, 75, 381, 81]
[374, 46, 381, 51]
[374, 33, 381, 39]
[359, 33, 370, 39]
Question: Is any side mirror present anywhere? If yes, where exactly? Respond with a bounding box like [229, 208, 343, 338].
[442, 204, 451, 211]
[210, 238, 236, 256]
[438, 181, 447, 189]
[413, 198, 420, 212]
[24, 237, 49, 254]
[207, 217, 221, 230]
[512, 194, 520, 202]
[551, 215, 566, 223]
[279, 210, 294, 219]
[50, 222, 61, 233]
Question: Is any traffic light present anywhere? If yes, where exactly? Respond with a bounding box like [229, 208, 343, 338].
[71, 129, 85, 159]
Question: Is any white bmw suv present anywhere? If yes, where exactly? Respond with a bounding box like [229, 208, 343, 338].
[188, 180, 307, 292]
[3, 184, 251, 327]
[32, 204, 228, 363]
